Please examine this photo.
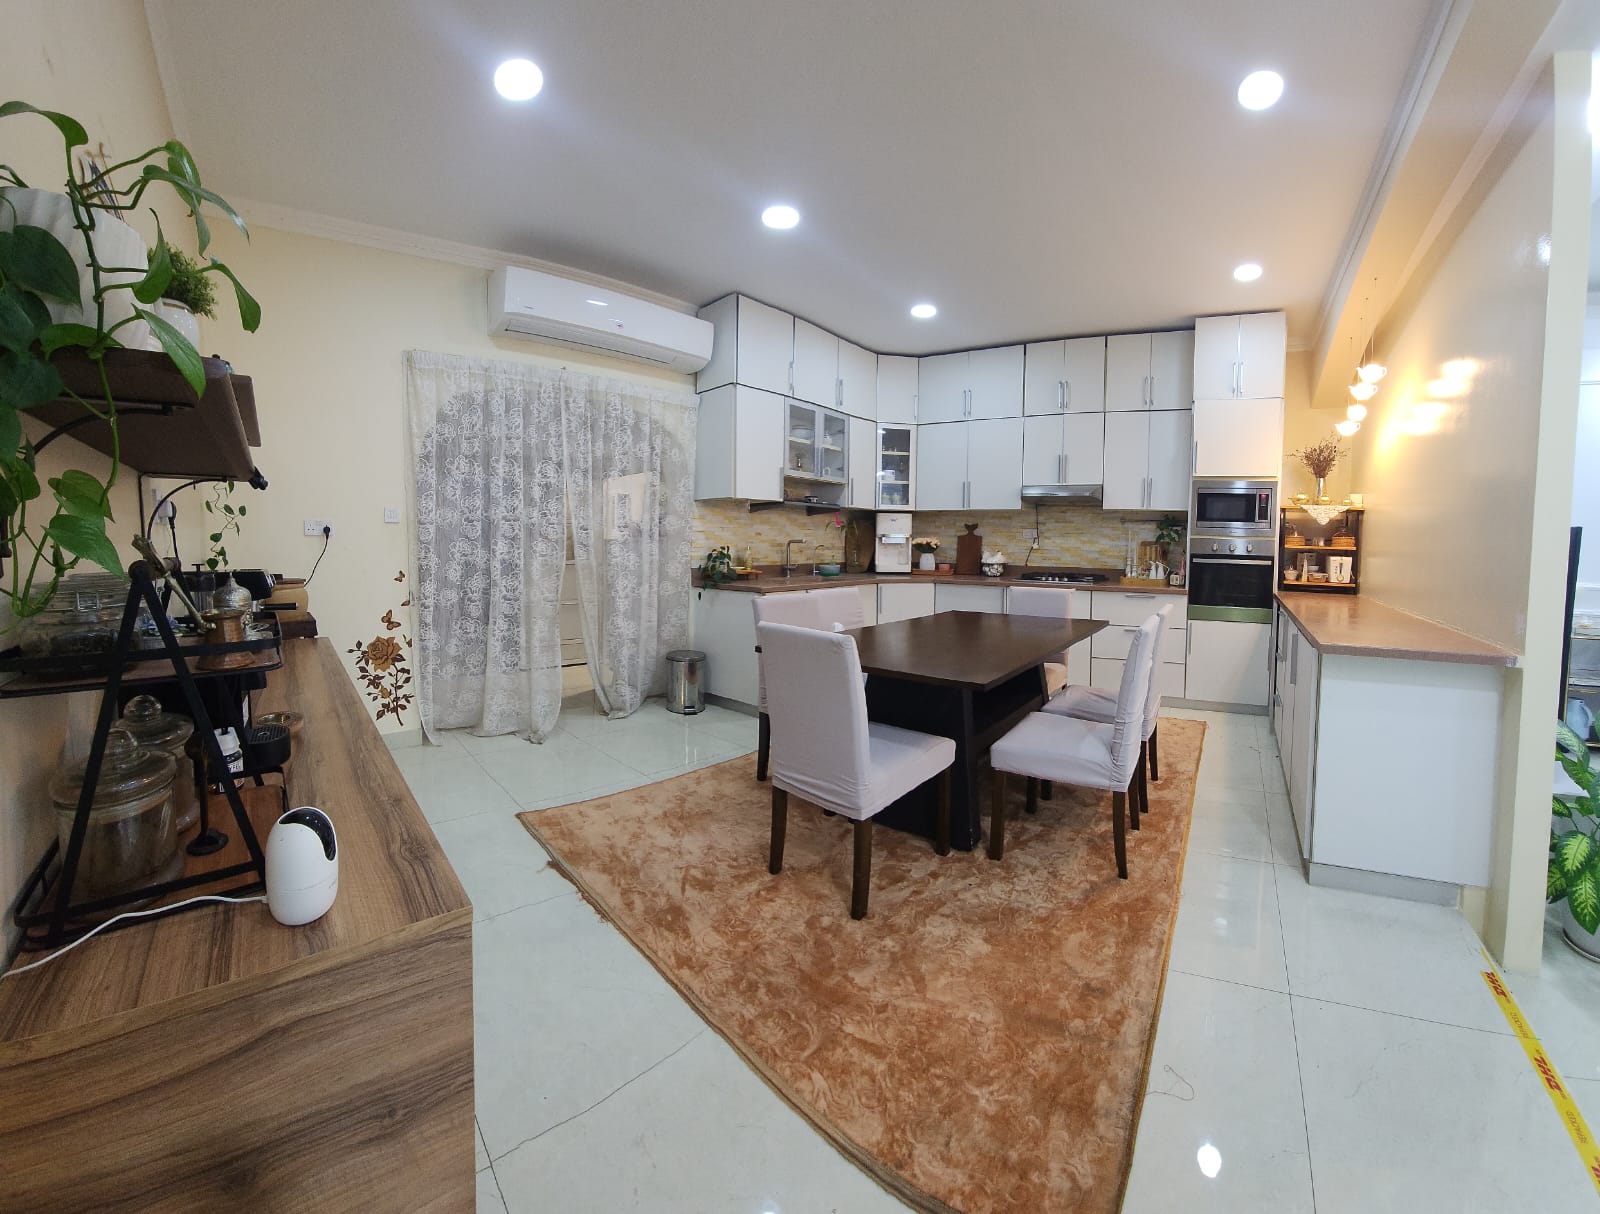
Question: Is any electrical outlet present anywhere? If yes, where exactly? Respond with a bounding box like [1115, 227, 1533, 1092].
[303, 518, 333, 537]
[1023, 528, 1039, 547]
[383, 506, 401, 524]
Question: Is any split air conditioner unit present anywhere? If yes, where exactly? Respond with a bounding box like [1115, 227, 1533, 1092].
[488, 265, 713, 374]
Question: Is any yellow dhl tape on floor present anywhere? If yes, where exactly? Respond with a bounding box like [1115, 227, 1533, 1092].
[1480, 951, 1600, 1196]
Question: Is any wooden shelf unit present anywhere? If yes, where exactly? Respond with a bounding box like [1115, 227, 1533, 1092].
[1279, 505, 1363, 595]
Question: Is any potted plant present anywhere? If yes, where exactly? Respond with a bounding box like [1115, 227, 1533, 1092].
[1551, 722, 1600, 959]
[1155, 513, 1185, 567]
[0, 100, 260, 623]
[1292, 436, 1343, 503]
[148, 245, 216, 347]
[912, 536, 939, 572]
[701, 546, 735, 585]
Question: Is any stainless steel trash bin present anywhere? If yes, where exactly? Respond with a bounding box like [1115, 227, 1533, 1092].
[665, 649, 706, 715]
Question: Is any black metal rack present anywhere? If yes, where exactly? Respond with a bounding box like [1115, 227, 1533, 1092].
[4, 562, 283, 950]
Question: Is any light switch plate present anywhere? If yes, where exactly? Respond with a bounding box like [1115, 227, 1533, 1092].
[383, 506, 401, 524]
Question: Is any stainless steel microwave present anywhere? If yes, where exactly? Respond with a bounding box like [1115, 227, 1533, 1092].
[1191, 478, 1277, 537]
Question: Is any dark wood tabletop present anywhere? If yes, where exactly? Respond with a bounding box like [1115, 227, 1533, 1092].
[846, 612, 1107, 690]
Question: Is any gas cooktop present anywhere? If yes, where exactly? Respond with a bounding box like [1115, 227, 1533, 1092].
[1017, 572, 1109, 585]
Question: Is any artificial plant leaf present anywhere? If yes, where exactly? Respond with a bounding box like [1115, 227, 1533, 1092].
[0, 288, 37, 354]
[39, 322, 100, 356]
[49, 468, 111, 519]
[0, 349, 63, 410]
[134, 215, 173, 304]
[2, 455, 40, 502]
[0, 102, 88, 148]
[44, 512, 122, 574]
[1557, 830, 1595, 878]
[206, 259, 261, 331]
[134, 306, 204, 395]
[164, 140, 202, 188]
[1568, 869, 1600, 935]
[138, 166, 249, 243]
[1549, 859, 1569, 903]
[1553, 793, 1574, 819]
[0, 225, 80, 303]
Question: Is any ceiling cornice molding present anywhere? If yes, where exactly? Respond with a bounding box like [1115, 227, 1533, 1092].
[225, 195, 698, 315]
[142, 0, 192, 146]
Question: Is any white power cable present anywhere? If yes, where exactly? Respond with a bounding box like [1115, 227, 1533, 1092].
[3, 893, 267, 979]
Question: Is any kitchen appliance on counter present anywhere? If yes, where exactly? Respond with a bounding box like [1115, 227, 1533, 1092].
[875, 512, 913, 574]
[1017, 571, 1110, 586]
[1192, 477, 1277, 538]
[1188, 534, 1274, 622]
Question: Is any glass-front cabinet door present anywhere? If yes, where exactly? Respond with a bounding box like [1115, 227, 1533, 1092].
[877, 424, 914, 508]
[817, 408, 848, 482]
[787, 400, 848, 484]
[786, 399, 817, 478]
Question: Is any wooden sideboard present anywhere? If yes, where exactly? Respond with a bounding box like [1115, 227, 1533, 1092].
[0, 638, 474, 1211]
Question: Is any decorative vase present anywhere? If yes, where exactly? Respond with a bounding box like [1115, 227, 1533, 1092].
[1315, 476, 1329, 503]
[149, 298, 200, 348]
[918, 552, 936, 571]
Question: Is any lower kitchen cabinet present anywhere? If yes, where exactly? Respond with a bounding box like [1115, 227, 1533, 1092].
[1089, 657, 1185, 700]
[1184, 618, 1270, 706]
[1085, 591, 1188, 702]
[934, 584, 1005, 613]
[691, 586, 762, 706]
[878, 581, 935, 623]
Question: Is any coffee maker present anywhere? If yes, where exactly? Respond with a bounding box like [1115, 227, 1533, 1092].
[875, 512, 913, 574]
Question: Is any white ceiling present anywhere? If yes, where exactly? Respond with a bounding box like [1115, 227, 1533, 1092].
[149, 0, 1439, 355]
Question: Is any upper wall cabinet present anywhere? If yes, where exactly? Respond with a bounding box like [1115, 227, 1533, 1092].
[1105, 331, 1195, 411]
[695, 384, 784, 501]
[1193, 312, 1286, 399]
[1023, 337, 1106, 415]
[696, 295, 794, 397]
[837, 339, 877, 419]
[791, 318, 838, 408]
[877, 355, 918, 426]
[916, 346, 1024, 423]
[1193, 397, 1285, 478]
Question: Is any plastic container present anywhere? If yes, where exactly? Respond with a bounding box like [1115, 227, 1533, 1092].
[50, 725, 181, 904]
[118, 694, 199, 833]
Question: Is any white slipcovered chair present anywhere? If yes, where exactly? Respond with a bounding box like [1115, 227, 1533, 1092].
[986, 614, 1159, 878]
[750, 593, 823, 782]
[807, 585, 867, 632]
[757, 620, 955, 919]
[1044, 602, 1174, 819]
[1005, 585, 1076, 696]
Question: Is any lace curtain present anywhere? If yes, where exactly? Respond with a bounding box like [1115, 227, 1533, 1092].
[405, 350, 696, 741]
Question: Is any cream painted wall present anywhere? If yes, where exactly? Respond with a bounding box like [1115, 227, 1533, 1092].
[1279, 349, 1359, 502]
[1572, 298, 1600, 600]
[169, 222, 691, 737]
[0, 1, 182, 958]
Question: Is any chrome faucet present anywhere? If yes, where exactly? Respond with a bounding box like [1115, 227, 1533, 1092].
[783, 538, 807, 577]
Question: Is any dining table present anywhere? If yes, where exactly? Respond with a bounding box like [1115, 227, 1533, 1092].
[844, 610, 1108, 851]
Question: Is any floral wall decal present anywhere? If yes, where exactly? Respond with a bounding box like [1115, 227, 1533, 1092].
[349, 571, 415, 724]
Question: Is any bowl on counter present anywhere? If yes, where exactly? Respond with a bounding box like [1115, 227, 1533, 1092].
[816, 563, 842, 576]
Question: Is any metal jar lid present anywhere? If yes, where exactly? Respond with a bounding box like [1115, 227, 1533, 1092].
[118, 693, 194, 752]
[214, 572, 253, 613]
[50, 726, 178, 823]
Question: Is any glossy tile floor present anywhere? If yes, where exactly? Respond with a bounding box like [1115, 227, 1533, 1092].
[390, 699, 1600, 1212]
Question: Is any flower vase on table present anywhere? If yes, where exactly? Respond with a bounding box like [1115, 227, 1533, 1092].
[912, 537, 940, 573]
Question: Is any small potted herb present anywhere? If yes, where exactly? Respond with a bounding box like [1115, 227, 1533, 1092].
[148, 246, 217, 345]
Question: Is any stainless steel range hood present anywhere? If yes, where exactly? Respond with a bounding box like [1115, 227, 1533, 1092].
[1020, 483, 1103, 503]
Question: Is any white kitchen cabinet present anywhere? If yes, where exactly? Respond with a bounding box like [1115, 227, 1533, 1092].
[785, 399, 847, 484]
[1286, 626, 1319, 846]
[1105, 331, 1194, 411]
[1184, 618, 1270, 706]
[878, 582, 935, 623]
[916, 347, 1023, 422]
[1025, 337, 1107, 415]
[791, 318, 838, 407]
[876, 423, 915, 508]
[1087, 591, 1187, 702]
[1102, 409, 1191, 510]
[1193, 397, 1285, 478]
[837, 339, 877, 418]
[935, 584, 1005, 614]
[848, 416, 877, 509]
[1088, 656, 1185, 700]
[1022, 412, 1104, 486]
[966, 417, 1023, 509]
[691, 586, 761, 707]
[731, 296, 794, 396]
[877, 356, 918, 425]
[695, 384, 784, 501]
[913, 422, 966, 509]
[1194, 312, 1286, 400]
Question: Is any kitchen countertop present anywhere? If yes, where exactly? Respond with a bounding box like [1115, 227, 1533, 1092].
[1276, 592, 1518, 667]
[695, 567, 1188, 596]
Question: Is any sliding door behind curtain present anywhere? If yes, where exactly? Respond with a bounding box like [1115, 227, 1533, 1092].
[406, 351, 566, 741]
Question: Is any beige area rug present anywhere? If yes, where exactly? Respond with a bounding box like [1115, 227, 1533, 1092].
[519, 718, 1206, 1214]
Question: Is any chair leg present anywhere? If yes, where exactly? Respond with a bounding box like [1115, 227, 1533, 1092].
[1137, 741, 1151, 819]
[989, 769, 1008, 861]
[1128, 769, 1140, 832]
[1112, 790, 1128, 879]
[1025, 776, 1038, 815]
[851, 819, 873, 920]
[755, 712, 770, 782]
[1149, 723, 1160, 782]
[768, 786, 788, 874]
[1041, 779, 1053, 801]
[935, 768, 952, 857]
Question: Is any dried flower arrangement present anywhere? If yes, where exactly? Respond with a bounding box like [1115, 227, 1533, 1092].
[1293, 437, 1344, 480]
[349, 570, 414, 724]
[911, 536, 940, 555]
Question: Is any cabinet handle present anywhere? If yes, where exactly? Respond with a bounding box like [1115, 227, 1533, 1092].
[1193, 440, 1198, 473]
[1238, 360, 1246, 396]
[789, 360, 795, 394]
[836, 376, 843, 407]
[1057, 380, 1065, 410]
[1064, 379, 1072, 410]
[1141, 374, 1149, 407]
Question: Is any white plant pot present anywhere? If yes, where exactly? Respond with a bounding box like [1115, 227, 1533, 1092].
[918, 552, 936, 571]
[0, 188, 150, 350]
[149, 298, 201, 348]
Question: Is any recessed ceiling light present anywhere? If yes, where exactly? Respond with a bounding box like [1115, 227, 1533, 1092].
[494, 58, 544, 101]
[585, 298, 607, 307]
[761, 204, 800, 230]
[1233, 262, 1263, 282]
[1237, 70, 1284, 111]
[910, 303, 937, 320]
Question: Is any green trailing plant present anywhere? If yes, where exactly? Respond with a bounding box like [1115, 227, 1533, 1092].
[1551, 722, 1600, 936]
[701, 545, 735, 585]
[0, 100, 260, 621]
[154, 245, 217, 317]
[203, 477, 243, 570]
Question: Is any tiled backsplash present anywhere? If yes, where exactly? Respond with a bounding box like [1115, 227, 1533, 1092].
[693, 501, 1177, 570]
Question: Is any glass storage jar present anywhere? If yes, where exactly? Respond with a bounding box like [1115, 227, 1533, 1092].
[50, 725, 182, 905]
[117, 694, 199, 833]
[19, 573, 151, 667]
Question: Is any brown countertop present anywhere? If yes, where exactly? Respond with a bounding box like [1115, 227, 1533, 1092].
[1276, 592, 1518, 667]
[696, 567, 1188, 596]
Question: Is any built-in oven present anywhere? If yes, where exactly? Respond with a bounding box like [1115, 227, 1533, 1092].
[1188, 540, 1275, 623]
[1191, 478, 1277, 538]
